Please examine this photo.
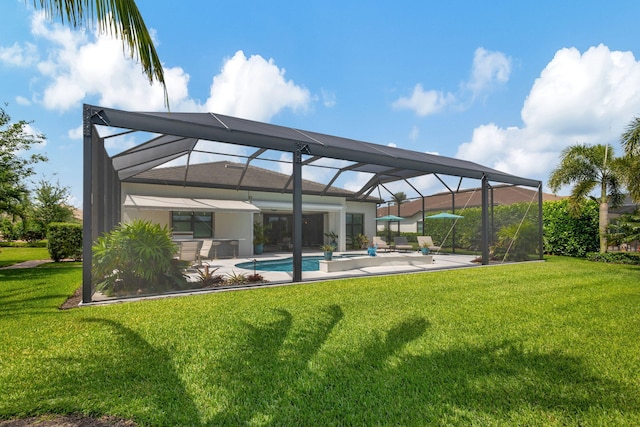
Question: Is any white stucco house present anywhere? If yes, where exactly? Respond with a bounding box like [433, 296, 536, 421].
[120, 161, 378, 257]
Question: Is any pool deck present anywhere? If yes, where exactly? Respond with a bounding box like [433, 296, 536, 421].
[87, 250, 481, 305]
[198, 250, 478, 284]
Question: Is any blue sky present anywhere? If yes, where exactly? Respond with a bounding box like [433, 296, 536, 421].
[3, 0, 640, 206]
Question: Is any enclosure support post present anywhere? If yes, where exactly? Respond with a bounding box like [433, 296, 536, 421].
[481, 175, 490, 265]
[538, 182, 544, 260]
[82, 105, 93, 303]
[292, 142, 309, 282]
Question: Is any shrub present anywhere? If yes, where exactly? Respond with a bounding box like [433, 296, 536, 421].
[47, 222, 82, 262]
[586, 252, 640, 265]
[543, 199, 599, 257]
[92, 220, 186, 296]
[196, 265, 224, 287]
[225, 270, 248, 285]
[492, 220, 539, 261]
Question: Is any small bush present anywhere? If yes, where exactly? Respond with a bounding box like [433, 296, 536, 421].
[225, 270, 248, 285]
[47, 222, 82, 262]
[247, 273, 266, 283]
[586, 252, 640, 265]
[92, 220, 185, 296]
[196, 265, 224, 287]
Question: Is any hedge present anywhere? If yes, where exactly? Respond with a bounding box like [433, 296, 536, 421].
[47, 222, 83, 262]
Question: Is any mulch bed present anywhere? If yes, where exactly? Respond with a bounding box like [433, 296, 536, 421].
[59, 287, 82, 310]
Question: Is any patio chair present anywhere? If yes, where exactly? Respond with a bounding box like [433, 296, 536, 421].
[393, 236, 413, 252]
[200, 239, 213, 260]
[178, 240, 204, 266]
[372, 236, 390, 252]
[417, 236, 441, 252]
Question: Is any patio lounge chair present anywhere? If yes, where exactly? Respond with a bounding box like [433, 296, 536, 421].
[200, 239, 213, 260]
[393, 236, 413, 252]
[372, 236, 391, 252]
[178, 240, 204, 266]
[417, 236, 441, 252]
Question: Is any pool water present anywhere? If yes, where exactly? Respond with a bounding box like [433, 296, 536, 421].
[236, 255, 345, 272]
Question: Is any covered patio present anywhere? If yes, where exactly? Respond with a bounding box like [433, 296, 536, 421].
[82, 104, 542, 303]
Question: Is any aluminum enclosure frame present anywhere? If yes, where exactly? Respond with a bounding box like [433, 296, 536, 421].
[83, 104, 543, 303]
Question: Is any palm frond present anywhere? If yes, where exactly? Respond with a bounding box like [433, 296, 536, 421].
[31, 0, 168, 108]
[621, 116, 640, 156]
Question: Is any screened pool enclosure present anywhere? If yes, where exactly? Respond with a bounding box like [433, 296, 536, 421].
[82, 104, 543, 303]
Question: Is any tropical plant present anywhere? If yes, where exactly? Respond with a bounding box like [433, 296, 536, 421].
[92, 219, 186, 295]
[606, 213, 640, 249]
[196, 265, 224, 287]
[225, 270, 248, 285]
[320, 244, 334, 252]
[548, 143, 624, 252]
[30, 0, 168, 107]
[619, 117, 640, 202]
[247, 273, 266, 283]
[393, 191, 408, 217]
[252, 221, 269, 245]
[352, 233, 368, 249]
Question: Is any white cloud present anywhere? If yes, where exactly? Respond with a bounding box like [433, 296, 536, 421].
[466, 47, 511, 98]
[205, 50, 311, 121]
[409, 125, 419, 141]
[15, 96, 31, 106]
[457, 44, 640, 190]
[321, 89, 336, 108]
[392, 84, 455, 116]
[67, 125, 83, 140]
[13, 13, 313, 123]
[0, 42, 38, 66]
[393, 48, 510, 116]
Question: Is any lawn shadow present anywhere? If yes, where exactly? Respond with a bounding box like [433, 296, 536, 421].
[0, 267, 79, 318]
[281, 339, 640, 424]
[205, 304, 345, 425]
[201, 307, 638, 425]
[2, 318, 202, 426]
[206, 307, 429, 425]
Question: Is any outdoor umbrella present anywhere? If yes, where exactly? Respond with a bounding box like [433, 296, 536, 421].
[375, 214, 405, 241]
[424, 212, 464, 219]
[425, 212, 464, 252]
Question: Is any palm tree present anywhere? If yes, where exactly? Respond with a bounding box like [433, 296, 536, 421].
[31, 0, 167, 107]
[620, 117, 640, 202]
[548, 143, 624, 253]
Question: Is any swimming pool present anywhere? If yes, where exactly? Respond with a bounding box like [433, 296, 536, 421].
[236, 255, 347, 272]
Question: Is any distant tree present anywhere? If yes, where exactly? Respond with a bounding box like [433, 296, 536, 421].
[31, 178, 75, 235]
[549, 143, 624, 253]
[0, 105, 47, 217]
[30, 0, 168, 107]
[392, 191, 408, 215]
[619, 117, 640, 202]
[392, 192, 408, 205]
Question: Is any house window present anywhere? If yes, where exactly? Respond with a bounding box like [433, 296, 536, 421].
[171, 211, 213, 238]
[346, 213, 364, 247]
[417, 221, 424, 234]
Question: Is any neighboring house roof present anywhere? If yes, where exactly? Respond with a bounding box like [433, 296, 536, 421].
[127, 161, 378, 202]
[377, 185, 565, 218]
[610, 195, 639, 215]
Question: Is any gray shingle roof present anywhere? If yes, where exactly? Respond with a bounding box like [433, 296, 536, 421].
[128, 161, 363, 199]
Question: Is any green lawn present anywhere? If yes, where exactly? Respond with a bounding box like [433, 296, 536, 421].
[1, 257, 639, 426]
[0, 246, 51, 268]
